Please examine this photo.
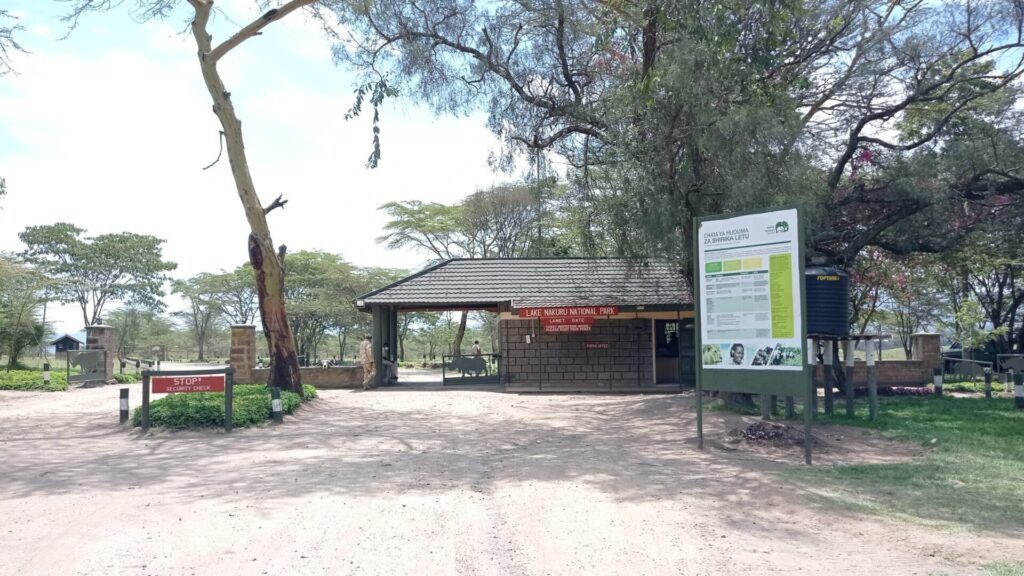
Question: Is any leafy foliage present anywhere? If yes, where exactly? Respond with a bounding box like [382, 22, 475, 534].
[18, 223, 176, 326]
[0, 369, 69, 392]
[130, 384, 316, 429]
[111, 372, 139, 384]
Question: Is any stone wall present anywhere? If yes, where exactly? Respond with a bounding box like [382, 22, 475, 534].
[248, 366, 363, 389]
[85, 325, 116, 380]
[229, 325, 258, 384]
[500, 318, 654, 390]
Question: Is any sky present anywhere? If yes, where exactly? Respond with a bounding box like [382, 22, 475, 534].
[0, 1, 513, 335]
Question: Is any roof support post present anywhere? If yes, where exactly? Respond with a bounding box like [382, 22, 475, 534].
[389, 307, 399, 368]
[372, 306, 384, 388]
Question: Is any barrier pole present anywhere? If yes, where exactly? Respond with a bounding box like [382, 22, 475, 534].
[270, 386, 284, 423]
[119, 388, 129, 423]
[141, 372, 151, 431]
[933, 368, 943, 398]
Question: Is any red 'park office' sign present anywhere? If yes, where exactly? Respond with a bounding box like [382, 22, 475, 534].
[151, 374, 226, 394]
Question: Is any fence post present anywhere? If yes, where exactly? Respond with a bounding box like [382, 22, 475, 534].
[1007, 370, 1015, 394]
[785, 396, 795, 419]
[141, 371, 150, 431]
[270, 386, 284, 423]
[225, 368, 234, 433]
[119, 388, 129, 423]
[43, 362, 51, 388]
[845, 340, 856, 417]
[867, 340, 878, 421]
[823, 341, 834, 415]
[984, 368, 992, 399]
[933, 367, 943, 398]
[809, 338, 818, 419]
[1015, 373, 1024, 410]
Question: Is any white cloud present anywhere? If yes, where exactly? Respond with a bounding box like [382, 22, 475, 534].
[0, 9, 508, 334]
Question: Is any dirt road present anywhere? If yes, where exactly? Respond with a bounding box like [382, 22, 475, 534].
[0, 386, 1020, 575]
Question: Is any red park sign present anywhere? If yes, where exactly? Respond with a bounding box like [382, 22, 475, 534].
[518, 306, 619, 318]
[151, 374, 226, 394]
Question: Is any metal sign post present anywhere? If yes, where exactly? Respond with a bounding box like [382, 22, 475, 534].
[694, 206, 813, 464]
[139, 367, 235, 432]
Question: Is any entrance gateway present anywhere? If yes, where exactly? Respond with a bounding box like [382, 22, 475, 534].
[355, 258, 694, 391]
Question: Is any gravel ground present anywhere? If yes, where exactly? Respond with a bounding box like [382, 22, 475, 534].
[0, 385, 1021, 576]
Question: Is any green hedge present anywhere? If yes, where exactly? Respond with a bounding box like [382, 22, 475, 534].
[0, 370, 69, 392]
[112, 373, 139, 384]
[131, 384, 317, 429]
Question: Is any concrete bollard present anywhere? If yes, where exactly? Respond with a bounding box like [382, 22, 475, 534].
[119, 388, 129, 423]
[1016, 374, 1024, 410]
[867, 341, 878, 421]
[984, 368, 992, 399]
[43, 362, 51, 388]
[270, 386, 284, 423]
[933, 368, 943, 397]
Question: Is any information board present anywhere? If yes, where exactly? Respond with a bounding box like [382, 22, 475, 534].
[698, 208, 803, 372]
[693, 207, 813, 464]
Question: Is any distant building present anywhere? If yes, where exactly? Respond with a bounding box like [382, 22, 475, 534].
[50, 334, 84, 354]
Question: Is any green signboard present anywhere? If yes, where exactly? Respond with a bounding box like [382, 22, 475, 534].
[693, 207, 814, 464]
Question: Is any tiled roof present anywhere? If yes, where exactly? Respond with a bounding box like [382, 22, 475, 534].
[358, 258, 692, 309]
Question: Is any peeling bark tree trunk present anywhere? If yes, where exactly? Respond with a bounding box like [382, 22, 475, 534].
[188, 1, 305, 392]
[452, 311, 469, 357]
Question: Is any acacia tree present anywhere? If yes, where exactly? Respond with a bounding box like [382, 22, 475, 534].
[60, 1, 391, 392]
[173, 274, 222, 362]
[208, 264, 260, 326]
[19, 223, 176, 327]
[380, 185, 546, 355]
[335, 0, 1023, 273]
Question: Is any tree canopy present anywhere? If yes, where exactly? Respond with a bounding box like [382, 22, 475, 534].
[18, 223, 177, 327]
[334, 0, 1024, 270]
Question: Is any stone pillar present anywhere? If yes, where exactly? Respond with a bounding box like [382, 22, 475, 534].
[86, 325, 117, 380]
[911, 333, 943, 371]
[230, 325, 257, 384]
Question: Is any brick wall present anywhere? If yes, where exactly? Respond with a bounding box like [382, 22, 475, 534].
[500, 318, 653, 390]
[818, 361, 932, 387]
[248, 366, 363, 389]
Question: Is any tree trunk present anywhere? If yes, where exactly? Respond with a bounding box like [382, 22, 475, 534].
[190, 4, 302, 393]
[452, 310, 469, 357]
[338, 330, 347, 362]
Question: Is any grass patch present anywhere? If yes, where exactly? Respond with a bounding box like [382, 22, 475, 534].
[943, 379, 1014, 394]
[0, 369, 69, 391]
[783, 396, 1024, 533]
[131, 384, 317, 429]
[112, 373, 139, 384]
[986, 563, 1024, 576]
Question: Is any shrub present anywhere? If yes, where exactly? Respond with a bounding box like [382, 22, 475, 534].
[112, 373, 139, 384]
[131, 383, 315, 428]
[0, 369, 69, 392]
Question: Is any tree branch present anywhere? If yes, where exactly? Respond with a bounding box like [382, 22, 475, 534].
[208, 0, 316, 63]
[264, 194, 289, 214]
